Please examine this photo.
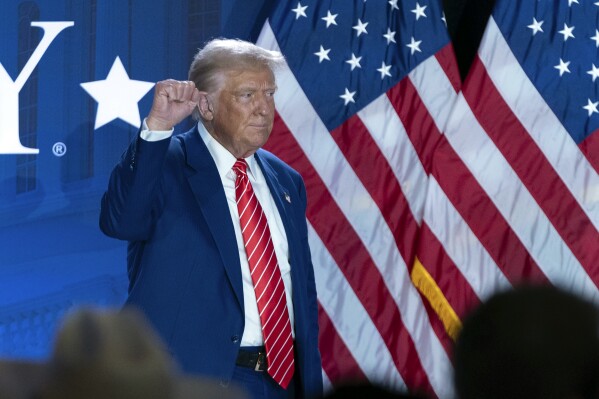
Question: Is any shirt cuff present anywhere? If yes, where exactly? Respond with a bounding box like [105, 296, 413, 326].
[140, 118, 174, 142]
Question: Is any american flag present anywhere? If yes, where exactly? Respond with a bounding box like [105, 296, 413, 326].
[254, 0, 460, 397]
[413, 0, 599, 376]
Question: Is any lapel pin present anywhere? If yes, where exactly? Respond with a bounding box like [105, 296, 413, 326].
[284, 193, 291, 203]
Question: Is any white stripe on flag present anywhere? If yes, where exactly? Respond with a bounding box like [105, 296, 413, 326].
[424, 175, 512, 300]
[357, 95, 428, 223]
[408, 52, 459, 135]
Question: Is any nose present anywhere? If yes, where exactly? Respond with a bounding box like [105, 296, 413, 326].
[255, 92, 273, 116]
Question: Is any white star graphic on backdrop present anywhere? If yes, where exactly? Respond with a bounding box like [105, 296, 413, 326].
[353, 19, 369, 37]
[80, 56, 154, 129]
[388, 0, 399, 10]
[583, 99, 599, 116]
[441, 12, 447, 26]
[377, 62, 392, 79]
[527, 18, 544, 35]
[568, 0, 579, 5]
[411, 3, 428, 20]
[591, 30, 599, 47]
[314, 45, 331, 63]
[383, 28, 397, 44]
[554, 58, 571, 76]
[340, 88, 356, 105]
[558, 23, 575, 41]
[346, 53, 362, 70]
[322, 10, 338, 27]
[588, 64, 599, 82]
[406, 37, 422, 54]
[292, 2, 308, 19]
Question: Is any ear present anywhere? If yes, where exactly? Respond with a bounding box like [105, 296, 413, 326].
[198, 92, 213, 120]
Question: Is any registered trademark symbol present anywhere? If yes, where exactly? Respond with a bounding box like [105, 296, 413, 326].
[52, 142, 67, 157]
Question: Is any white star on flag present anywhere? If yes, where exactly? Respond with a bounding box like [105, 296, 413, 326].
[346, 53, 362, 70]
[80, 56, 154, 130]
[406, 37, 422, 54]
[588, 64, 599, 82]
[388, 0, 399, 10]
[591, 30, 599, 47]
[352, 19, 369, 36]
[583, 99, 599, 116]
[322, 10, 338, 28]
[411, 3, 428, 20]
[568, 0, 579, 5]
[558, 23, 575, 41]
[339, 88, 356, 105]
[292, 2, 308, 19]
[377, 62, 392, 79]
[314, 45, 331, 63]
[527, 18, 544, 35]
[383, 28, 397, 44]
[554, 58, 571, 76]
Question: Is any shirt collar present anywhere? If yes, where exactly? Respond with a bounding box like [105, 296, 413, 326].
[197, 122, 258, 179]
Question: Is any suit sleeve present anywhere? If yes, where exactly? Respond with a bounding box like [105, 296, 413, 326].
[99, 134, 171, 241]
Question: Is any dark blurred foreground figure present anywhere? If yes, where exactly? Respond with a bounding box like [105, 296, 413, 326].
[453, 285, 599, 399]
[318, 382, 427, 399]
[0, 308, 246, 399]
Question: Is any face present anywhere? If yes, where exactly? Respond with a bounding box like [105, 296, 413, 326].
[207, 67, 277, 159]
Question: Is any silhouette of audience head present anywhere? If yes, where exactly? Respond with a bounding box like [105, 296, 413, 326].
[453, 284, 599, 399]
[0, 307, 245, 399]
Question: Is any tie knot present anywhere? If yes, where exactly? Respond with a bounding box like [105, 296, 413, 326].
[233, 159, 248, 176]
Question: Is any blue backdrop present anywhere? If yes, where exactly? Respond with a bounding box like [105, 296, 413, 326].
[0, 0, 267, 359]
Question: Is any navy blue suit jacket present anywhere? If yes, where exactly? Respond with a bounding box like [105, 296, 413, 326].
[100, 126, 322, 398]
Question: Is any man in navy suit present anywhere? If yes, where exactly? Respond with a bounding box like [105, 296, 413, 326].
[99, 38, 322, 399]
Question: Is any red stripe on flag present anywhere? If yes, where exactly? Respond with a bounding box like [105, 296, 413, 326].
[318, 304, 367, 385]
[330, 116, 420, 267]
[434, 43, 462, 93]
[432, 135, 548, 284]
[387, 79, 441, 175]
[579, 129, 599, 174]
[465, 56, 599, 287]
[266, 113, 435, 396]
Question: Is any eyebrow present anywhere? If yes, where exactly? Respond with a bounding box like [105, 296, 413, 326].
[232, 85, 277, 93]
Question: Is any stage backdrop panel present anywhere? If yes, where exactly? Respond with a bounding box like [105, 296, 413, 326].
[0, 0, 220, 359]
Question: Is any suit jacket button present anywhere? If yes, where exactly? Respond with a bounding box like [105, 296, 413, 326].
[231, 335, 240, 343]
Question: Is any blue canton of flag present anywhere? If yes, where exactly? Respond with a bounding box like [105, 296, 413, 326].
[494, 0, 599, 143]
[267, 0, 451, 131]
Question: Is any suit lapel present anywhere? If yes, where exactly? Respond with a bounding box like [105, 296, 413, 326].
[255, 151, 298, 267]
[180, 128, 244, 308]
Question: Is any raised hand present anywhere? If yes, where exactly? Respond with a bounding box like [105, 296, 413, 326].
[146, 80, 201, 131]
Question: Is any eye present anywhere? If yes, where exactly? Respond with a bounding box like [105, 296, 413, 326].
[266, 90, 276, 97]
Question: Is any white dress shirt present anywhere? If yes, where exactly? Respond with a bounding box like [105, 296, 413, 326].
[140, 121, 295, 346]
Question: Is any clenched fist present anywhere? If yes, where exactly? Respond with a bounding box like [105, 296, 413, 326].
[146, 80, 201, 131]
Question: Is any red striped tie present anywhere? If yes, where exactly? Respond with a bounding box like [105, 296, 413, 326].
[233, 159, 295, 388]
